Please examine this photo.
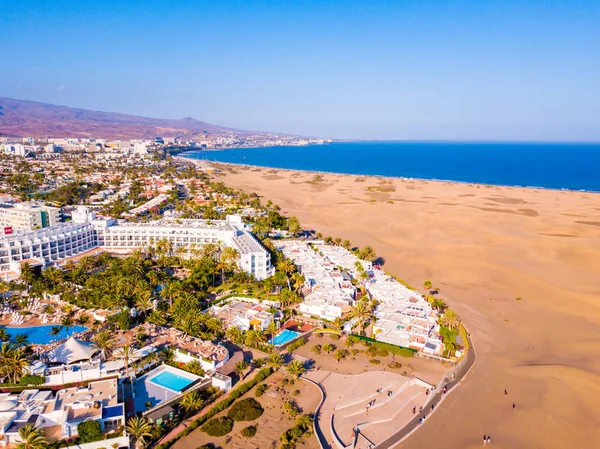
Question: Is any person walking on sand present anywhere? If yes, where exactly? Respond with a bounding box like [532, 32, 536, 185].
[487, 436, 491, 444]
[513, 403, 516, 410]
[504, 389, 508, 395]
[483, 434, 487, 446]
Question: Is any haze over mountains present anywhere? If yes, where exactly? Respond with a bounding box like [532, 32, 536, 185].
[0, 97, 255, 140]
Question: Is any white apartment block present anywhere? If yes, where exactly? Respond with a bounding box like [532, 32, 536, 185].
[0, 209, 273, 280]
[3, 144, 26, 156]
[0, 202, 60, 231]
[0, 222, 97, 271]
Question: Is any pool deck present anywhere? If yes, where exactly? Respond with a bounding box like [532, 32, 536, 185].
[133, 365, 200, 413]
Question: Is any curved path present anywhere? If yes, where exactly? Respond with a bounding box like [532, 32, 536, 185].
[375, 333, 476, 449]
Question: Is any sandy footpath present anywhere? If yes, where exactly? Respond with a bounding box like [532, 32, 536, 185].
[211, 163, 600, 449]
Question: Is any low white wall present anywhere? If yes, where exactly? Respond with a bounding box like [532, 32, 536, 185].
[63, 435, 129, 449]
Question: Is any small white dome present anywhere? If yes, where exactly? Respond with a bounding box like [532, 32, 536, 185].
[0, 400, 17, 411]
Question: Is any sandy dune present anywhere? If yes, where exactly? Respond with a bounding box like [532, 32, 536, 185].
[213, 164, 600, 449]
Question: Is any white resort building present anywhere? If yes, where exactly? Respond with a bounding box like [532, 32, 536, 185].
[0, 379, 126, 446]
[278, 240, 443, 354]
[0, 207, 273, 280]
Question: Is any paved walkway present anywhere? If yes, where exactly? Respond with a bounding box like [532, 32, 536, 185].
[374, 334, 476, 449]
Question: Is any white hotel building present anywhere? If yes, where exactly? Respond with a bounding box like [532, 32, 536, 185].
[0, 208, 273, 280]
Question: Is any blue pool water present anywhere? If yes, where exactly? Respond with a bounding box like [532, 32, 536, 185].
[1, 325, 88, 345]
[184, 141, 600, 192]
[149, 370, 195, 392]
[271, 329, 301, 346]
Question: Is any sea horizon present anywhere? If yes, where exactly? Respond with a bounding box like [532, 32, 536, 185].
[183, 141, 600, 193]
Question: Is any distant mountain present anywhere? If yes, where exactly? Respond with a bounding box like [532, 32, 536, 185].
[0, 97, 253, 140]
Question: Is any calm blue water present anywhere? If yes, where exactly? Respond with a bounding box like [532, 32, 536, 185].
[149, 370, 195, 392]
[184, 141, 600, 191]
[2, 325, 88, 345]
[271, 329, 301, 346]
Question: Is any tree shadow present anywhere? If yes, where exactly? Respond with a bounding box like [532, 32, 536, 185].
[373, 256, 386, 266]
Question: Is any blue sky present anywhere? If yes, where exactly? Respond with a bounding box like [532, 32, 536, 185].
[1, 0, 599, 140]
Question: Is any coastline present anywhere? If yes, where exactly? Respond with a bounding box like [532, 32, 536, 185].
[180, 155, 600, 195]
[206, 161, 600, 449]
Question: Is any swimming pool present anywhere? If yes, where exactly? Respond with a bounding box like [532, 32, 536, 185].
[271, 329, 302, 346]
[1, 325, 88, 345]
[149, 370, 196, 392]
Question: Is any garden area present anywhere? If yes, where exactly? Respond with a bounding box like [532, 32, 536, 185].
[173, 369, 320, 449]
[294, 333, 447, 384]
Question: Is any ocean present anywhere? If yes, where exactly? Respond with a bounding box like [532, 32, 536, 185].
[183, 141, 600, 192]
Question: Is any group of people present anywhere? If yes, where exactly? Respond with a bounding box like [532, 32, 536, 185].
[483, 389, 517, 445]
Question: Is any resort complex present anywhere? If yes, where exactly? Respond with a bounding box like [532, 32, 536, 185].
[277, 240, 444, 355]
[0, 143, 469, 449]
[0, 207, 273, 281]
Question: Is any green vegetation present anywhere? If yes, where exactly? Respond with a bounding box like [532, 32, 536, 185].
[227, 398, 264, 421]
[255, 383, 269, 397]
[201, 416, 234, 437]
[77, 420, 102, 443]
[347, 335, 415, 357]
[285, 337, 307, 352]
[241, 424, 258, 437]
[155, 367, 273, 449]
[278, 415, 313, 449]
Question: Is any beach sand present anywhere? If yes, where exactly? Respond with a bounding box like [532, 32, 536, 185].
[212, 163, 600, 449]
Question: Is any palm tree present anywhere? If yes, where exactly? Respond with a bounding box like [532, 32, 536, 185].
[92, 330, 116, 360]
[333, 349, 347, 363]
[348, 301, 374, 334]
[267, 353, 284, 369]
[219, 246, 240, 284]
[276, 258, 296, 289]
[225, 326, 243, 345]
[0, 328, 9, 343]
[266, 321, 278, 344]
[286, 360, 305, 378]
[234, 360, 250, 379]
[60, 316, 73, 336]
[359, 246, 376, 262]
[423, 280, 432, 291]
[16, 424, 48, 449]
[179, 390, 204, 415]
[291, 272, 305, 293]
[49, 325, 62, 343]
[342, 240, 352, 251]
[441, 310, 460, 330]
[245, 329, 266, 348]
[0, 343, 29, 384]
[295, 414, 313, 430]
[125, 416, 153, 449]
[116, 345, 134, 380]
[0, 281, 10, 302]
[135, 291, 153, 319]
[432, 298, 447, 312]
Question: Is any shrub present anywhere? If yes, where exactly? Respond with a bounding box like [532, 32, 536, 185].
[292, 389, 300, 396]
[202, 416, 234, 436]
[255, 384, 269, 397]
[227, 398, 264, 421]
[155, 367, 273, 448]
[18, 374, 44, 386]
[77, 420, 102, 443]
[316, 333, 323, 338]
[311, 345, 321, 355]
[388, 361, 403, 369]
[286, 337, 307, 352]
[377, 349, 389, 357]
[241, 425, 257, 437]
[366, 346, 378, 357]
[369, 359, 381, 365]
[330, 334, 340, 341]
